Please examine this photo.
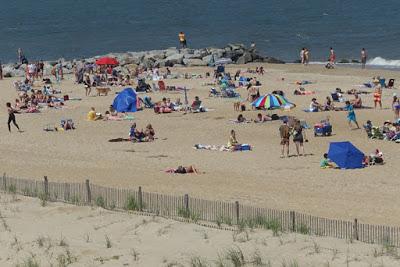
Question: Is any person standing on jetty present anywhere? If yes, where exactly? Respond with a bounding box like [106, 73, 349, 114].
[178, 32, 187, 49]
[6, 102, 21, 133]
[361, 48, 367, 69]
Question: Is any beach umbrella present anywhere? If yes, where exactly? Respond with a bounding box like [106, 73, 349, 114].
[95, 57, 119, 66]
[252, 94, 294, 109]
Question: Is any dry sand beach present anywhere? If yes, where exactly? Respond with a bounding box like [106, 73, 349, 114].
[1, 192, 400, 267]
[0, 63, 399, 230]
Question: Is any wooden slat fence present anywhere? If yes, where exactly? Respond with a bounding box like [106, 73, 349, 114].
[1, 173, 400, 247]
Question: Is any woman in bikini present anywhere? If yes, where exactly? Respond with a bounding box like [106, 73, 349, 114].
[6, 102, 21, 133]
[373, 84, 382, 109]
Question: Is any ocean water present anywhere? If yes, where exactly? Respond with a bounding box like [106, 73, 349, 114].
[1, 0, 399, 67]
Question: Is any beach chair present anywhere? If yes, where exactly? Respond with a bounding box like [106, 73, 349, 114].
[331, 92, 339, 102]
[371, 127, 384, 139]
[158, 80, 166, 91]
[387, 79, 395, 88]
[209, 88, 221, 97]
[152, 82, 159, 92]
[143, 96, 154, 108]
[379, 78, 386, 88]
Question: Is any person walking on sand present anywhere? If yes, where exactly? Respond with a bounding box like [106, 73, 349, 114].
[304, 48, 310, 65]
[279, 119, 291, 157]
[6, 102, 21, 133]
[344, 101, 360, 129]
[17, 48, 24, 63]
[392, 94, 400, 121]
[178, 32, 187, 49]
[0, 61, 3, 80]
[300, 48, 305, 64]
[361, 48, 367, 69]
[329, 47, 336, 65]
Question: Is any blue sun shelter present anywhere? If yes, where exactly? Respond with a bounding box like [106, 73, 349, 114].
[327, 141, 364, 169]
[112, 88, 137, 112]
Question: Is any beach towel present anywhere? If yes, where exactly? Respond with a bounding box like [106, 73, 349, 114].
[108, 138, 130, 142]
[229, 119, 251, 124]
[193, 144, 252, 152]
[294, 90, 315, 95]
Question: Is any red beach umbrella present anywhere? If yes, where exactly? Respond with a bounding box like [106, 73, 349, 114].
[95, 57, 119, 66]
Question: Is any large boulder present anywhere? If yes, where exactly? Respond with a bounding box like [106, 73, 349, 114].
[202, 55, 214, 65]
[183, 58, 208, 66]
[165, 48, 179, 57]
[236, 52, 253, 64]
[228, 43, 245, 51]
[2, 65, 25, 77]
[144, 50, 165, 62]
[140, 57, 155, 69]
[184, 53, 202, 59]
[154, 59, 167, 68]
[193, 49, 208, 58]
[165, 53, 184, 66]
[264, 57, 285, 64]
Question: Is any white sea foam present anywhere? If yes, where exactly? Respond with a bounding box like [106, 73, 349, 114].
[367, 57, 400, 67]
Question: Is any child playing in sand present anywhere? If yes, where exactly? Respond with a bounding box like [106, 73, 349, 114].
[227, 130, 240, 151]
[87, 107, 102, 121]
[345, 101, 360, 129]
[320, 153, 335, 168]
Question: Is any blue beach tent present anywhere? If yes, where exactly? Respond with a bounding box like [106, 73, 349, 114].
[112, 88, 137, 112]
[327, 141, 364, 169]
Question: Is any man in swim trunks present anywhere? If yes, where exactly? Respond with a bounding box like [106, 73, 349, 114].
[361, 48, 367, 69]
[178, 32, 187, 49]
[279, 119, 290, 157]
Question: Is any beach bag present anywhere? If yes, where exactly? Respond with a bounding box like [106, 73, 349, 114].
[271, 114, 280, 120]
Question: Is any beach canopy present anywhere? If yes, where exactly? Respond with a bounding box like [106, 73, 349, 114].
[327, 141, 364, 169]
[252, 94, 294, 109]
[96, 57, 119, 66]
[112, 88, 137, 112]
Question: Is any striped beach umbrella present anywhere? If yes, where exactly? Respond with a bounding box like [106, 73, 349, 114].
[251, 94, 294, 109]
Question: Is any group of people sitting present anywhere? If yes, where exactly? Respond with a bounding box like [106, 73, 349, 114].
[16, 88, 64, 113]
[153, 96, 205, 114]
[363, 120, 400, 142]
[153, 97, 182, 113]
[320, 150, 384, 168]
[308, 94, 363, 112]
[129, 123, 155, 142]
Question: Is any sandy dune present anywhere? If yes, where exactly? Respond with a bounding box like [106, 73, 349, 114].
[1, 192, 400, 266]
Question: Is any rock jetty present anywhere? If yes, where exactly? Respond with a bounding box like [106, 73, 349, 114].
[2, 44, 285, 78]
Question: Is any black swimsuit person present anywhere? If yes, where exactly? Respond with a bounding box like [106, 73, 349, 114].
[6, 102, 20, 132]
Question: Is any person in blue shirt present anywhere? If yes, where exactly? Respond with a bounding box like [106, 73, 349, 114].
[345, 101, 360, 129]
